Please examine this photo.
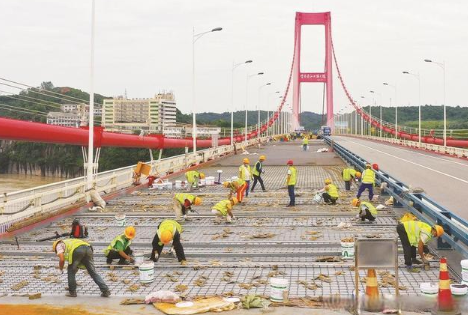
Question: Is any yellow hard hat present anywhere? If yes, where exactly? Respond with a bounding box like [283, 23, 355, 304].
[366, 163, 371, 169]
[355, 171, 362, 178]
[199, 173, 205, 179]
[124, 226, 136, 239]
[433, 225, 444, 237]
[325, 178, 332, 184]
[352, 198, 360, 207]
[243, 158, 250, 164]
[231, 197, 239, 205]
[223, 181, 230, 188]
[161, 230, 173, 244]
[259, 155, 266, 161]
[52, 240, 61, 252]
[194, 197, 202, 206]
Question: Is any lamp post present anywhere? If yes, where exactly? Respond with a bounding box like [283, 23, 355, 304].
[231, 60, 252, 145]
[360, 96, 368, 136]
[370, 90, 382, 138]
[267, 91, 280, 137]
[245, 72, 264, 143]
[424, 59, 446, 147]
[192, 26, 222, 154]
[257, 82, 271, 139]
[86, 0, 96, 192]
[403, 71, 421, 146]
[383, 82, 398, 139]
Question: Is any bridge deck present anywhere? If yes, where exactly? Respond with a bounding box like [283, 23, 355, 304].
[0, 141, 455, 299]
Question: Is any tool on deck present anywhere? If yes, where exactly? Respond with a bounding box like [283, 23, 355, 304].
[36, 231, 70, 242]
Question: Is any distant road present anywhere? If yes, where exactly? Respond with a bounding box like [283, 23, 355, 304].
[332, 136, 468, 221]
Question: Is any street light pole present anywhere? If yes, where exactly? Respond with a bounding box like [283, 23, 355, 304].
[267, 91, 280, 137]
[383, 82, 398, 139]
[192, 26, 222, 154]
[231, 60, 252, 145]
[86, 0, 96, 192]
[257, 82, 271, 139]
[403, 71, 422, 146]
[245, 72, 264, 143]
[424, 59, 446, 147]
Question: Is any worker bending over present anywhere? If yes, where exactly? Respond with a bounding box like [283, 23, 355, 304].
[251, 155, 266, 192]
[356, 163, 375, 200]
[104, 226, 135, 265]
[212, 197, 238, 223]
[396, 220, 444, 271]
[150, 219, 186, 265]
[185, 170, 205, 192]
[352, 198, 377, 221]
[302, 136, 309, 151]
[53, 239, 110, 297]
[224, 178, 247, 204]
[239, 158, 252, 197]
[173, 193, 202, 220]
[342, 167, 357, 191]
[286, 160, 297, 207]
[318, 179, 339, 205]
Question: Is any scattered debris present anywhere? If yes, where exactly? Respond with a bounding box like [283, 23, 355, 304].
[314, 274, 332, 283]
[315, 256, 342, 262]
[239, 283, 253, 290]
[128, 284, 140, 292]
[120, 298, 146, 305]
[175, 284, 188, 293]
[341, 237, 354, 243]
[250, 233, 276, 239]
[297, 280, 320, 290]
[11, 280, 29, 291]
[28, 293, 41, 300]
[336, 222, 352, 229]
[242, 294, 270, 309]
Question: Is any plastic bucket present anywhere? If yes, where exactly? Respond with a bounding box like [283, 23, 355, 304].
[200, 179, 206, 186]
[461, 260, 468, 283]
[206, 176, 215, 186]
[175, 180, 182, 189]
[115, 214, 126, 227]
[341, 242, 355, 260]
[270, 278, 289, 302]
[139, 261, 155, 283]
[134, 252, 144, 266]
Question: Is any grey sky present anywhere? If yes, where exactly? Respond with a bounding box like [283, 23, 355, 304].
[0, 0, 467, 116]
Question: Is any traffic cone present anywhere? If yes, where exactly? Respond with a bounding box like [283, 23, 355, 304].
[432, 257, 461, 315]
[365, 268, 381, 311]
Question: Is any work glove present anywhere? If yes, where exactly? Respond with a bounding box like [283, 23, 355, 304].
[180, 260, 187, 266]
[128, 257, 135, 263]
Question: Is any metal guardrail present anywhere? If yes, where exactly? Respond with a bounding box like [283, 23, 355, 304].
[0, 138, 265, 234]
[325, 136, 468, 257]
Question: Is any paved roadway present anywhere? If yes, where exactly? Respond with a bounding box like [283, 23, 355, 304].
[332, 136, 468, 220]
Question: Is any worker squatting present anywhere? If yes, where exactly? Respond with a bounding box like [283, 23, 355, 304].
[50, 153, 444, 297]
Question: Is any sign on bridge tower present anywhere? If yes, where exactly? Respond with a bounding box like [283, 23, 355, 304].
[292, 12, 334, 131]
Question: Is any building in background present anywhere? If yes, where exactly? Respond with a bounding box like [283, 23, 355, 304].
[46, 112, 81, 127]
[47, 103, 102, 127]
[102, 92, 176, 133]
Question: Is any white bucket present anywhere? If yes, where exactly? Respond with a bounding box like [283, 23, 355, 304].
[134, 252, 144, 266]
[200, 179, 206, 186]
[341, 242, 355, 260]
[270, 278, 289, 302]
[461, 260, 468, 283]
[205, 176, 215, 186]
[115, 214, 126, 226]
[175, 180, 182, 189]
[139, 261, 155, 283]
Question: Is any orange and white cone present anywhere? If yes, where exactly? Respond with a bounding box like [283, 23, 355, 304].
[432, 257, 460, 315]
[365, 268, 381, 311]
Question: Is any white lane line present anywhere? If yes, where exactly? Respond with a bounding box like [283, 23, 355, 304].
[343, 138, 468, 185]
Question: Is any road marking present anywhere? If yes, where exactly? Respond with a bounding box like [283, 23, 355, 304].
[340, 138, 468, 185]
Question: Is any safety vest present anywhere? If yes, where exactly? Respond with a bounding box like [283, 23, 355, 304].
[104, 234, 131, 256]
[229, 178, 245, 191]
[157, 219, 182, 239]
[360, 201, 377, 215]
[62, 239, 90, 264]
[403, 221, 433, 247]
[212, 200, 232, 216]
[239, 165, 252, 180]
[342, 168, 356, 181]
[362, 169, 375, 184]
[287, 166, 297, 186]
[175, 193, 196, 205]
[185, 171, 199, 184]
[252, 161, 262, 177]
[327, 184, 339, 198]
[302, 138, 309, 145]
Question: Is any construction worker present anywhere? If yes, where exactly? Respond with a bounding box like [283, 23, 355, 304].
[302, 136, 309, 151]
[342, 167, 357, 191]
[150, 219, 186, 265]
[352, 198, 377, 221]
[251, 155, 266, 192]
[223, 178, 247, 204]
[239, 158, 252, 197]
[104, 226, 135, 265]
[173, 193, 202, 220]
[319, 179, 339, 205]
[356, 163, 375, 201]
[185, 170, 205, 192]
[396, 220, 444, 271]
[212, 197, 238, 223]
[53, 239, 110, 297]
[286, 160, 297, 207]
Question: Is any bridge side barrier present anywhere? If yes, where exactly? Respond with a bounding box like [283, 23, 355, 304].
[0, 139, 262, 234]
[325, 137, 468, 257]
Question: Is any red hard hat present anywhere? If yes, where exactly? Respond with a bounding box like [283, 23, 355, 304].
[372, 163, 379, 171]
[287, 160, 294, 165]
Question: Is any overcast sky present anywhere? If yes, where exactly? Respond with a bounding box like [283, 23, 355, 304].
[1, 0, 467, 116]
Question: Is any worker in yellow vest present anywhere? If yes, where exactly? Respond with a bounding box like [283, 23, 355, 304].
[151, 219, 186, 265]
[319, 179, 339, 205]
[212, 197, 238, 223]
[286, 160, 297, 207]
[342, 167, 357, 191]
[104, 226, 136, 265]
[223, 178, 247, 203]
[302, 136, 309, 151]
[173, 193, 202, 220]
[251, 155, 266, 192]
[53, 238, 110, 297]
[352, 198, 377, 221]
[239, 158, 252, 197]
[356, 163, 375, 200]
[396, 220, 444, 271]
[185, 170, 205, 192]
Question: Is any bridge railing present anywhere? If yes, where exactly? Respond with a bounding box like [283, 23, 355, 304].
[325, 136, 468, 257]
[0, 139, 262, 234]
